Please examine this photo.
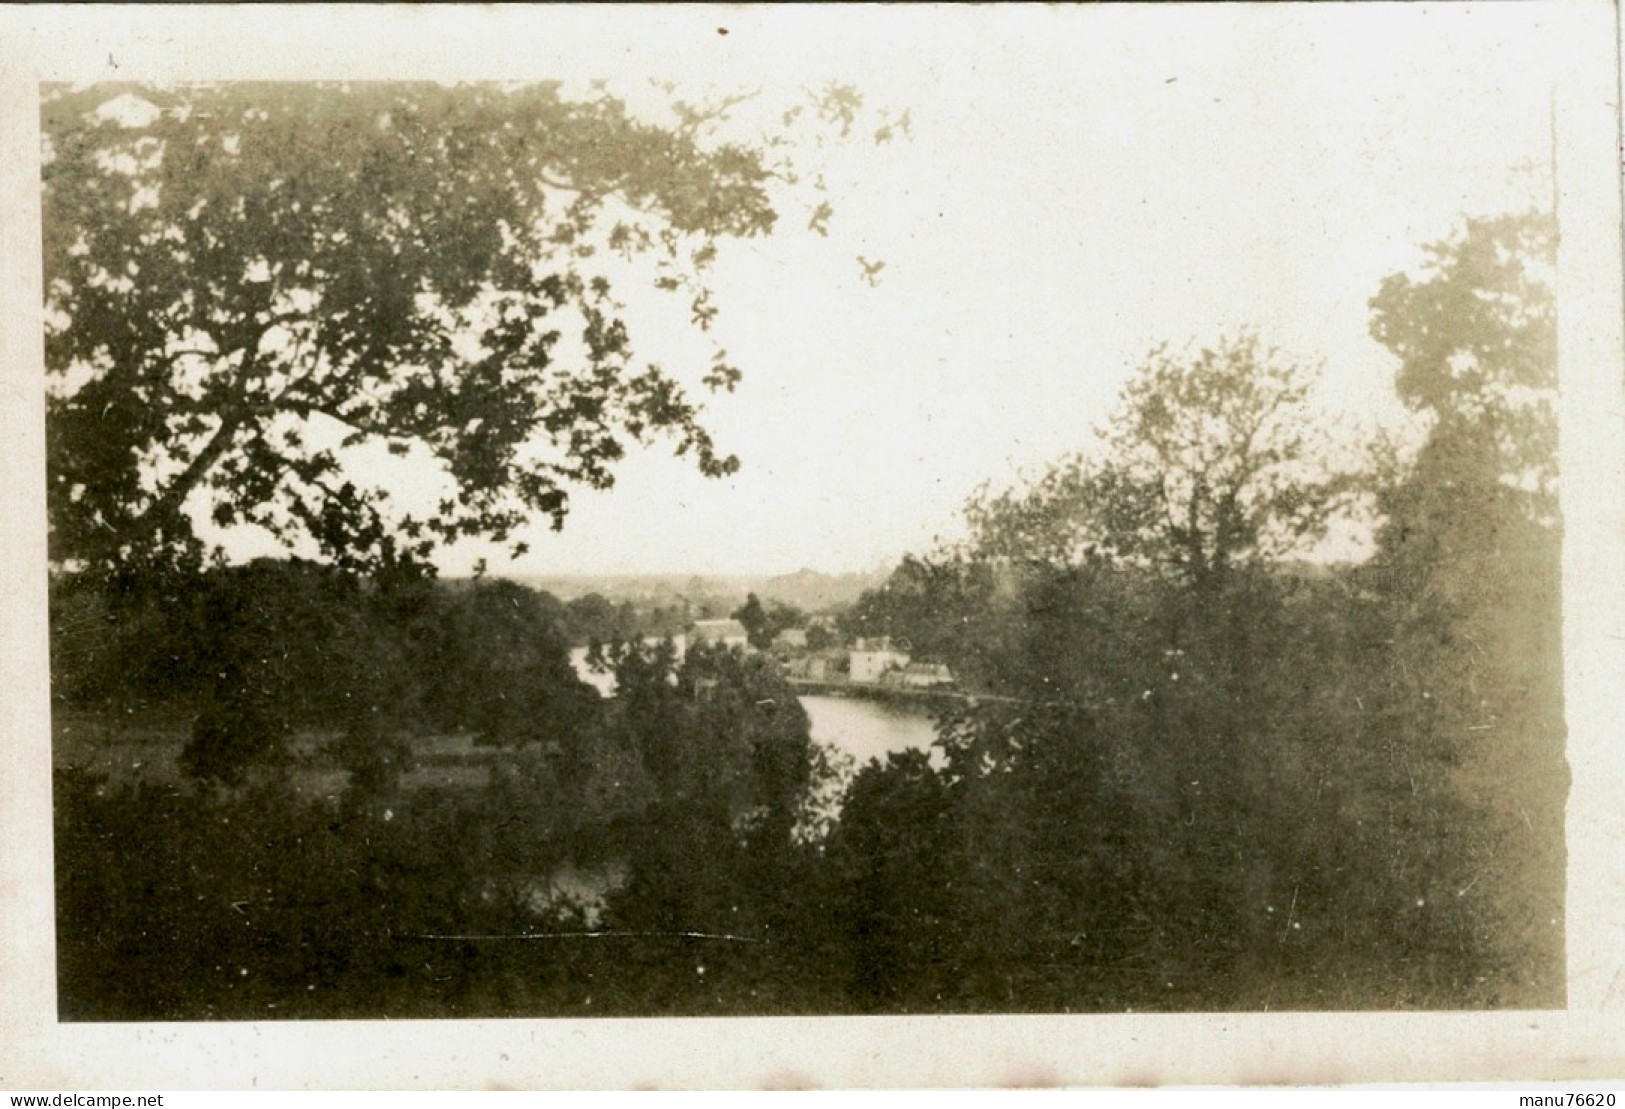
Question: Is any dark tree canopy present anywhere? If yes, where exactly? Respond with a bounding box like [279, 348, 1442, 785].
[731, 591, 805, 649]
[1368, 210, 1559, 549]
[43, 81, 882, 579]
[1365, 209, 1566, 997]
[1370, 211, 1557, 484]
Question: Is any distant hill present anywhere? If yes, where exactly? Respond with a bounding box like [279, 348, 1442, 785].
[503, 574, 723, 604]
[751, 567, 888, 612]
[498, 568, 887, 613]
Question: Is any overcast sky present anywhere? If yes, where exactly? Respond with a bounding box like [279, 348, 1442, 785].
[24, 4, 1596, 577]
[460, 4, 1579, 578]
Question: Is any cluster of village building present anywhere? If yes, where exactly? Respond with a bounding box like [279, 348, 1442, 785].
[686, 620, 957, 691]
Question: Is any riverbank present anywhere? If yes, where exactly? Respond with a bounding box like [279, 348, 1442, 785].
[786, 677, 968, 711]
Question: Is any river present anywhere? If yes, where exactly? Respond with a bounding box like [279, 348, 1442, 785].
[569, 647, 937, 765]
[797, 694, 938, 765]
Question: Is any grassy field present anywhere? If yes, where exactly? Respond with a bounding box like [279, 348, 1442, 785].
[52, 707, 507, 798]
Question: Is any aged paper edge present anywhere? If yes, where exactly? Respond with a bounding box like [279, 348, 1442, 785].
[1, 3, 1621, 1090]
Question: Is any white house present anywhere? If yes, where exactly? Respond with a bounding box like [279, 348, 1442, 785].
[849, 636, 910, 684]
[897, 661, 955, 689]
[689, 618, 750, 649]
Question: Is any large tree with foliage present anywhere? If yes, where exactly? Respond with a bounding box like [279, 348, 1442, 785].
[965, 330, 1354, 589]
[730, 591, 806, 650]
[899, 334, 1385, 1001]
[1363, 209, 1565, 1004]
[43, 81, 891, 579]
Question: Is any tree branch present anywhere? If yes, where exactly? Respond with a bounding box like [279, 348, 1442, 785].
[125, 331, 275, 544]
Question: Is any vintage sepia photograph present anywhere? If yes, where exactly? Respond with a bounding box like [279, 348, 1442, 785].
[5, 1, 1624, 1090]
